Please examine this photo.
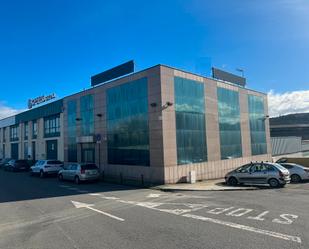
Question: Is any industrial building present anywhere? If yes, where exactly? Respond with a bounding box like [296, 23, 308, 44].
[0, 64, 272, 184]
[270, 113, 309, 140]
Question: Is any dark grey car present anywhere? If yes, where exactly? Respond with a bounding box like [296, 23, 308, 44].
[225, 162, 290, 188]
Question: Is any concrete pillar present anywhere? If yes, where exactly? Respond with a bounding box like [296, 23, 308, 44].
[204, 79, 221, 161]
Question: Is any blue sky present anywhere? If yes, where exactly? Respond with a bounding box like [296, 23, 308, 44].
[0, 0, 309, 116]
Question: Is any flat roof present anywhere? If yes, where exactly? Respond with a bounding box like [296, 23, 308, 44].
[0, 63, 266, 123]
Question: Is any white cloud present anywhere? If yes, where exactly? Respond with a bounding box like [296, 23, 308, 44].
[0, 102, 24, 119]
[268, 90, 309, 117]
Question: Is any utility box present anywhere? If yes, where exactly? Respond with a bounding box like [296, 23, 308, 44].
[188, 171, 196, 184]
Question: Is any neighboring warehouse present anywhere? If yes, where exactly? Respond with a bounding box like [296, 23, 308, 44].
[270, 113, 309, 140]
[0, 100, 64, 161]
[0, 64, 272, 184]
[270, 113, 309, 156]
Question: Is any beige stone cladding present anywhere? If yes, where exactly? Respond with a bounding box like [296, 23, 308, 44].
[62, 64, 271, 185]
[164, 154, 272, 184]
[161, 66, 272, 184]
[63, 65, 165, 184]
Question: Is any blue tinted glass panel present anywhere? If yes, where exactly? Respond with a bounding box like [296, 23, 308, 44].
[107, 78, 149, 166]
[80, 95, 94, 136]
[217, 87, 242, 159]
[67, 100, 77, 162]
[174, 77, 207, 165]
[248, 95, 267, 155]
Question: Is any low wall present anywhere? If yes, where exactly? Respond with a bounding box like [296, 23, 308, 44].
[164, 154, 272, 184]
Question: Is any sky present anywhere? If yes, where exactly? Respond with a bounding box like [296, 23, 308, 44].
[0, 0, 309, 118]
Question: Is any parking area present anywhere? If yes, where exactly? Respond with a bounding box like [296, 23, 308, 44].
[0, 169, 308, 249]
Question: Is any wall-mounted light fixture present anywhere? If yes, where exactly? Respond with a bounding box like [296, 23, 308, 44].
[150, 102, 157, 107]
[96, 113, 103, 118]
[166, 101, 173, 106]
[260, 115, 270, 121]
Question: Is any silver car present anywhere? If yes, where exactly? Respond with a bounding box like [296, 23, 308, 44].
[279, 163, 309, 183]
[58, 163, 100, 184]
[225, 162, 290, 188]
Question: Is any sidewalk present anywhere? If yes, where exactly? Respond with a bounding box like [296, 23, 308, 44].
[153, 179, 259, 192]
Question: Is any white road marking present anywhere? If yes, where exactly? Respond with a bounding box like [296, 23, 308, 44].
[183, 214, 301, 244]
[71, 201, 124, 222]
[208, 207, 234, 215]
[248, 211, 269, 221]
[156, 208, 193, 215]
[272, 214, 298, 225]
[89, 193, 102, 196]
[101, 196, 119, 200]
[59, 185, 70, 188]
[226, 208, 253, 217]
[117, 200, 208, 215]
[147, 193, 163, 198]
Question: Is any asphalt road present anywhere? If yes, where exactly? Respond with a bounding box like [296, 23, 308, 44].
[0, 170, 308, 249]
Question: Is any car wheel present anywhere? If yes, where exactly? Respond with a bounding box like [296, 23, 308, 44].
[290, 174, 301, 183]
[227, 177, 238, 186]
[268, 178, 279, 188]
[74, 176, 80, 184]
[58, 174, 63, 181]
[39, 170, 45, 178]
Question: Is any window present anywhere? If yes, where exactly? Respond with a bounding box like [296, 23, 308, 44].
[107, 78, 150, 166]
[67, 100, 77, 162]
[24, 142, 28, 159]
[80, 95, 94, 136]
[235, 164, 251, 173]
[81, 164, 98, 170]
[44, 114, 60, 137]
[24, 122, 29, 140]
[10, 125, 19, 141]
[70, 164, 78, 170]
[2, 144, 5, 158]
[47, 160, 62, 165]
[217, 87, 242, 159]
[2, 127, 5, 142]
[248, 95, 267, 155]
[32, 120, 38, 139]
[251, 163, 267, 172]
[174, 77, 207, 165]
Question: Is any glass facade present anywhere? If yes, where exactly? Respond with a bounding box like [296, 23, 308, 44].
[10, 125, 19, 141]
[32, 120, 37, 139]
[174, 77, 207, 165]
[3, 127, 6, 142]
[44, 114, 60, 137]
[248, 95, 267, 155]
[67, 100, 77, 162]
[24, 122, 29, 140]
[24, 142, 28, 159]
[107, 78, 150, 166]
[217, 87, 242, 159]
[80, 95, 94, 136]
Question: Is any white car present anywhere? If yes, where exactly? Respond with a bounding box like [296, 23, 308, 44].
[279, 163, 309, 183]
[30, 160, 64, 178]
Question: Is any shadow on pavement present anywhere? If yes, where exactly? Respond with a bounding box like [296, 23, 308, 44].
[0, 169, 143, 204]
